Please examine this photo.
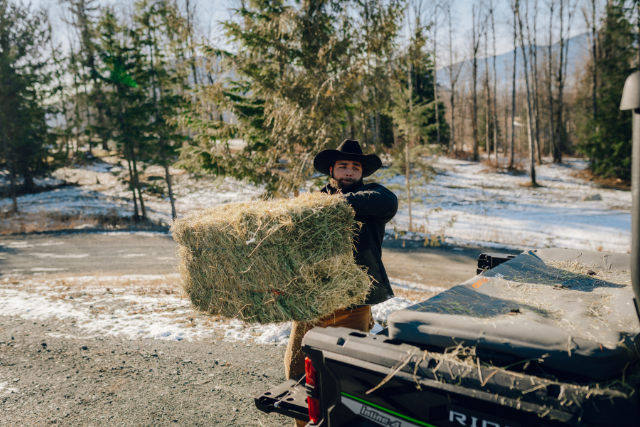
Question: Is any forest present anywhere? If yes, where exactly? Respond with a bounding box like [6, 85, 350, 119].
[0, 0, 636, 220]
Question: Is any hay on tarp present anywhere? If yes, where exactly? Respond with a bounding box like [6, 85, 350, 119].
[171, 193, 372, 324]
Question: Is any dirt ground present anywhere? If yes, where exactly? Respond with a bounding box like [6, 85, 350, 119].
[0, 231, 519, 426]
[0, 316, 290, 426]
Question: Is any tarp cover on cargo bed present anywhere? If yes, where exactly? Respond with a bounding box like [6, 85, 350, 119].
[388, 248, 639, 380]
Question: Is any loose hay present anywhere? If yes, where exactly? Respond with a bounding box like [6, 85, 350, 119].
[171, 193, 372, 324]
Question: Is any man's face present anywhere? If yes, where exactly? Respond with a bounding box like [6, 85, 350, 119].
[330, 160, 363, 192]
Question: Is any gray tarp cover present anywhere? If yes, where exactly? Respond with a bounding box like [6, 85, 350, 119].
[388, 249, 639, 379]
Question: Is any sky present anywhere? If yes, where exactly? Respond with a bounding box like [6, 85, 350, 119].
[34, 0, 591, 68]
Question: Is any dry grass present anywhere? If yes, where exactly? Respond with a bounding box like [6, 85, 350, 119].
[481, 157, 527, 176]
[487, 259, 635, 344]
[0, 210, 139, 235]
[572, 168, 630, 191]
[447, 150, 476, 161]
[407, 342, 637, 403]
[172, 192, 371, 324]
[1, 273, 183, 297]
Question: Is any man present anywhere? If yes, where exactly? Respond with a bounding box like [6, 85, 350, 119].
[284, 139, 398, 426]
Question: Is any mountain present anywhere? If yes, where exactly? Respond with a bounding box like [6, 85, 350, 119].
[436, 32, 589, 90]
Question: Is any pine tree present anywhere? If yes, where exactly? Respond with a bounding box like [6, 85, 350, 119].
[179, 0, 403, 196]
[0, 0, 52, 209]
[576, 0, 635, 180]
[136, 0, 189, 220]
[395, 9, 448, 147]
[95, 6, 151, 219]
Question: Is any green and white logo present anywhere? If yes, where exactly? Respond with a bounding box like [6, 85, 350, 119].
[341, 393, 436, 427]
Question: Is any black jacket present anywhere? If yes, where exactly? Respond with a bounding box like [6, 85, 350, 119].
[321, 182, 398, 305]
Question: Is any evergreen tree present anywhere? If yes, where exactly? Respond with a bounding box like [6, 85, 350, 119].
[576, 0, 635, 180]
[136, 0, 190, 219]
[64, 0, 102, 156]
[0, 0, 52, 210]
[95, 6, 151, 219]
[395, 14, 448, 147]
[179, 0, 403, 196]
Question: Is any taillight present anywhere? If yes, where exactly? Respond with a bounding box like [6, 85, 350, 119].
[305, 356, 321, 424]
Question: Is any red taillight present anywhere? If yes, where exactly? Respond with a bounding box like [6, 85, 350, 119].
[305, 356, 321, 424]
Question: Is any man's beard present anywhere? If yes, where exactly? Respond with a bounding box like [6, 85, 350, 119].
[330, 173, 363, 194]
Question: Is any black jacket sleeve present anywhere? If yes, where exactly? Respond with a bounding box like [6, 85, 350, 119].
[344, 184, 398, 223]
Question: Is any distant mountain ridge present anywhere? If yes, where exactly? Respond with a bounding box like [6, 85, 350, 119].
[436, 32, 589, 91]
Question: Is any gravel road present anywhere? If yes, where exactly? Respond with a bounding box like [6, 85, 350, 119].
[0, 231, 519, 426]
[0, 231, 511, 288]
[0, 316, 289, 426]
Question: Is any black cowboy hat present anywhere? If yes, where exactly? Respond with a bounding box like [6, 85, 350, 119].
[313, 139, 382, 177]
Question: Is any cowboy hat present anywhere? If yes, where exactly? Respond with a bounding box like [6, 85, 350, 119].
[313, 139, 382, 177]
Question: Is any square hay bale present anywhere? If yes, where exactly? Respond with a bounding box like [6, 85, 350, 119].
[171, 193, 372, 324]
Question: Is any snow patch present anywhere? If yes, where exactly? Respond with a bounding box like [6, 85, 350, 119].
[389, 277, 447, 294]
[386, 156, 631, 253]
[371, 297, 418, 323]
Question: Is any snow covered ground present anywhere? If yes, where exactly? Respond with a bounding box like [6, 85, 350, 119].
[0, 274, 428, 345]
[0, 160, 262, 225]
[1, 155, 629, 252]
[386, 157, 631, 253]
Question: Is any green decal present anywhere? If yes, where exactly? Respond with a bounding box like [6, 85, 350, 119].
[341, 392, 438, 427]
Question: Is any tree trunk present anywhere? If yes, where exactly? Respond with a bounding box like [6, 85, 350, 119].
[185, 0, 199, 86]
[150, 32, 177, 220]
[407, 50, 413, 232]
[547, 3, 556, 159]
[71, 49, 82, 156]
[484, 28, 490, 159]
[472, 6, 480, 161]
[529, 0, 542, 164]
[375, 110, 380, 145]
[22, 164, 34, 192]
[433, 13, 440, 145]
[591, 0, 598, 119]
[448, 5, 456, 153]
[129, 142, 147, 220]
[405, 140, 412, 231]
[125, 156, 139, 219]
[559, 1, 575, 163]
[85, 86, 93, 156]
[50, 36, 72, 158]
[116, 87, 141, 219]
[0, 112, 17, 212]
[491, 2, 499, 164]
[510, 1, 517, 169]
[516, 0, 537, 186]
[162, 154, 177, 220]
[554, 0, 565, 164]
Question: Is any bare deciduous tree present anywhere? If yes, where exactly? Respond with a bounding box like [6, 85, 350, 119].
[490, 0, 499, 164]
[510, 0, 517, 169]
[446, 2, 463, 152]
[515, 0, 537, 185]
[470, 3, 483, 161]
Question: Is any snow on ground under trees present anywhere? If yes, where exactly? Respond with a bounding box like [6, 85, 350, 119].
[1, 155, 629, 253]
[0, 274, 435, 345]
[0, 155, 631, 344]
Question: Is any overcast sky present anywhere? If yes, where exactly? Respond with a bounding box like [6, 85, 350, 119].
[34, 0, 589, 67]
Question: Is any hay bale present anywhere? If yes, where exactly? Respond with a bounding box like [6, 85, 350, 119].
[171, 193, 372, 324]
